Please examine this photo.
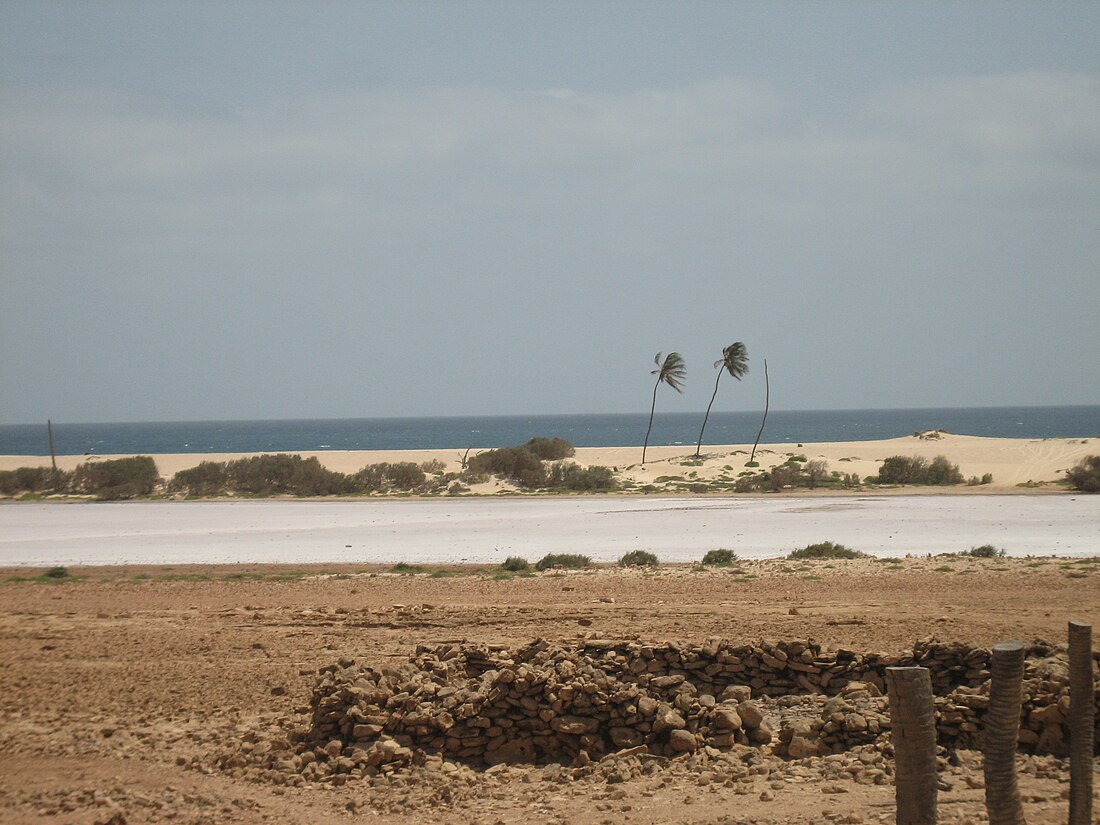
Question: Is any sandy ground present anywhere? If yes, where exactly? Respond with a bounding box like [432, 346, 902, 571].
[3, 433, 1096, 492]
[1, 558, 1097, 825]
[2, 495, 1099, 567]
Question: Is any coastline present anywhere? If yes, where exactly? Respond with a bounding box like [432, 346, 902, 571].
[1, 432, 1093, 493]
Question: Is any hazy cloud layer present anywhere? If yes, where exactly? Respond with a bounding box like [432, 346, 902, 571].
[2, 68, 1099, 422]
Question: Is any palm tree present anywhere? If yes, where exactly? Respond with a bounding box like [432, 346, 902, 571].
[694, 342, 748, 457]
[886, 666, 938, 825]
[984, 641, 1026, 825]
[749, 358, 770, 465]
[642, 352, 686, 464]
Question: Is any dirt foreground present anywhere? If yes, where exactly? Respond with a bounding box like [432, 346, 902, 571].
[2, 556, 1098, 825]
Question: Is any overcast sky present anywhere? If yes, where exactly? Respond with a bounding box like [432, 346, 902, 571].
[2, 2, 1098, 425]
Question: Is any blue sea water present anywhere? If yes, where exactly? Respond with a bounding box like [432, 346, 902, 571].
[1, 406, 1097, 456]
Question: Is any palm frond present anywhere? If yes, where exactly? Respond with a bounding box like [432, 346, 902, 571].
[656, 351, 687, 393]
[720, 342, 749, 380]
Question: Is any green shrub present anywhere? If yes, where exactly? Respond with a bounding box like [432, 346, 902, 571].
[72, 456, 159, 500]
[467, 447, 547, 487]
[925, 455, 964, 485]
[619, 550, 658, 567]
[787, 541, 866, 560]
[873, 454, 963, 486]
[384, 462, 427, 490]
[501, 556, 530, 572]
[390, 562, 424, 574]
[1065, 455, 1100, 492]
[964, 544, 1006, 558]
[0, 466, 73, 496]
[45, 566, 70, 579]
[535, 553, 592, 571]
[168, 461, 229, 497]
[523, 437, 575, 461]
[420, 459, 447, 473]
[701, 548, 737, 566]
[545, 462, 617, 491]
[224, 454, 349, 496]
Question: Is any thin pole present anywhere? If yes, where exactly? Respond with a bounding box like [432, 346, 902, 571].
[48, 419, 58, 473]
[749, 359, 769, 464]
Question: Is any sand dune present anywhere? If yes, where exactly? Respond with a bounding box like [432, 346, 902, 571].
[2, 433, 1094, 492]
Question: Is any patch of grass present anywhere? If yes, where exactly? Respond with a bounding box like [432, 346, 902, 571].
[730, 575, 758, 583]
[492, 571, 514, 581]
[787, 541, 866, 560]
[1066, 571, 1089, 579]
[619, 550, 659, 567]
[536, 553, 592, 571]
[45, 566, 70, 579]
[701, 548, 738, 567]
[744, 461, 760, 468]
[801, 574, 823, 581]
[223, 571, 266, 581]
[428, 570, 456, 578]
[933, 565, 955, 573]
[390, 562, 425, 574]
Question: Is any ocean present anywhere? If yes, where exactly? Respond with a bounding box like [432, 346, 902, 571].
[1, 406, 1097, 456]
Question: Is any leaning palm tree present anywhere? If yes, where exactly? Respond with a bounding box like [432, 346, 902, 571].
[642, 352, 686, 464]
[695, 342, 748, 457]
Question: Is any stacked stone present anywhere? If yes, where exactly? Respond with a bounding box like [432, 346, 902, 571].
[299, 638, 773, 777]
[288, 636, 1098, 781]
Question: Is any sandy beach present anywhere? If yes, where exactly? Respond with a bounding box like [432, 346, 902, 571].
[2, 433, 1096, 492]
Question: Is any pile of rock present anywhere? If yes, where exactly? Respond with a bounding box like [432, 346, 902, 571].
[300, 638, 774, 777]
[242, 635, 1097, 784]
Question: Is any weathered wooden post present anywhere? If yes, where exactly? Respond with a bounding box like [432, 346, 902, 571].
[985, 641, 1026, 825]
[887, 666, 938, 825]
[1067, 621, 1093, 825]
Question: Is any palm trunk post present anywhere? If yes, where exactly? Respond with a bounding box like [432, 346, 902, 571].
[886, 666, 938, 825]
[695, 370, 723, 458]
[1068, 621, 1093, 825]
[749, 358, 769, 464]
[642, 379, 660, 465]
[984, 641, 1026, 825]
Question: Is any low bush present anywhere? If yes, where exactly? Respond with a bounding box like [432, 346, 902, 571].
[420, 459, 447, 473]
[523, 437, 575, 461]
[45, 566, 70, 579]
[168, 461, 228, 497]
[964, 544, 1006, 558]
[872, 454, 963, 486]
[787, 541, 866, 560]
[0, 466, 71, 496]
[1065, 455, 1100, 493]
[701, 548, 737, 566]
[500, 556, 530, 572]
[390, 562, 424, 574]
[72, 456, 160, 500]
[466, 446, 547, 487]
[535, 553, 592, 571]
[545, 462, 617, 492]
[619, 550, 658, 567]
[224, 454, 349, 496]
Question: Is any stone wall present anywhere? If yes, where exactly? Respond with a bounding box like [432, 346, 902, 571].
[288, 636, 1099, 780]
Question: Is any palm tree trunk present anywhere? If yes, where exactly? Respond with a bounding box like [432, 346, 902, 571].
[749, 359, 769, 464]
[886, 666, 938, 825]
[695, 370, 723, 457]
[1068, 621, 1093, 825]
[984, 641, 1026, 825]
[642, 378, 660, 465]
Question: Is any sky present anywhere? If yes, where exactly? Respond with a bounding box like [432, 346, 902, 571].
[2, 1, 1099, 425]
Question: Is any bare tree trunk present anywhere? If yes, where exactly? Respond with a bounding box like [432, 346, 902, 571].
[1068, 621, 1093, 825]
[48, 419, 57, 473]
[642, 379, 660, 465]
[984, 641, 1026, 825]
[749, 359, 769, 464]
[695, 369, 723, 458]
[887, 666, 938, 825]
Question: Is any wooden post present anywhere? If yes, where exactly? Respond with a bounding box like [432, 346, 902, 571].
[1068, 621, 1093, 825]
[887, 666, 938, 825]
[48, 419, 58, 473]
[984, 641, 1026, 825]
